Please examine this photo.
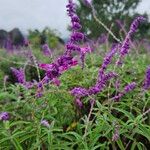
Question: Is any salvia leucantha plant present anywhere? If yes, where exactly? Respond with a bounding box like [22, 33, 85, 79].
[0, 0, 150, 149]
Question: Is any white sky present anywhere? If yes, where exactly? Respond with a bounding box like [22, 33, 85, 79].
[0, 0, 149, 38]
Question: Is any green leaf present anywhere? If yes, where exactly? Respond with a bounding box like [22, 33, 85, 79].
[11, 138, 23, 150]
[113, 107, 135, 120]
[116, 139, 125, 150]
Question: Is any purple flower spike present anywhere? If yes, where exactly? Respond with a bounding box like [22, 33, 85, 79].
[41, 119, 50, 127]
[80, 45, 91, 69]
[124, 82, 136, 93]
[120, 38, 130, 56]
[129, 16, 146, 34]
[66, 0, 76, 17]
[66, 43, 81, 52]
[118, 16, 146, 64]
[11, 67, 25, 84]
[113, 82, 136, 102]
[0, 112, 9, 121]
[71, 87, 88, 98]
[143, 66, 150, 90]
[113, 93, 124, 102]
[98, 44, 118, 81]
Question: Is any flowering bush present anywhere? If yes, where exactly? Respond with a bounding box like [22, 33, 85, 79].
[0, 0, 150, 149]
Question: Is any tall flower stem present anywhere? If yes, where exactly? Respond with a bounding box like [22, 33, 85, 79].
[83, 99, 95, 138]
[91, 5, 121, 43]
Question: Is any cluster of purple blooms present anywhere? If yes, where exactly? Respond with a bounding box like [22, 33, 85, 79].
[35, 0, 91, 96]
[113, 82, 136, 101]
[70, 14, 146, 108]
[117, 16, 146, 65]
[11, 67, 25, 84]
[11, 67, 34, 89]
[8, 0, 149, 126]
[71, 44, 119, 108]
[0, 112, 9, 121]
[98, 44, 118, 80]
[66, 0, 91, 68]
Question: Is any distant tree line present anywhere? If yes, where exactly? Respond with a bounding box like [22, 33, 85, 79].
[0, 28, 25, 49]
[0, 27, 65, 50]
[76, 0, 150, 40]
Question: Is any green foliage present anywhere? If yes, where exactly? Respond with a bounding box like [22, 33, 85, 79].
[28, 27, 60, 48]
[76, 0, 150, 39]
[0, 44, 150, 149]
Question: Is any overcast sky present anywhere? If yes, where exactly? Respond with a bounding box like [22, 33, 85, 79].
[0, 0, 150, 38]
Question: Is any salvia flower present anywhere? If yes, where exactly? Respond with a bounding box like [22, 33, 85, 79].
[66, 0, 76, 17]
[11, 67, 25, 84]
[71, 32, 84, 42]
[71, 87, 88, 98]
[72, 72, 117, 98]
[102, 44, 118, 69]
[72, 22, 82, 30]
[129, 16, 146, 35]
[124, 82, 136, 93]
[143, 66, 150, 90]
[66, 43, 81, 52]
[88, 85, 101, 95]
[120, 37, 130, 57]
[42, 44, 52, 57]
[36, 82, 44, 98]
[117, 16, 146, 64]
[88, 72, 117, 95]
[113, 82, 136, 101]
[113, 93, 124, 102]
[65, 0, 91, 69]
[0, 112, 9, 121]
[98, 44, 118, 81]
[71, 15, 80, 23]
[39, 63, 60, 80]
[80, 45, 91, 69]
[41, 119, 50, 127]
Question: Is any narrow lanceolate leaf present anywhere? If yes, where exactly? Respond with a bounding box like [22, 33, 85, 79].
[112, 107, 135, 120]
[116, 139, 125, 150]
[136, 124, 150, 141]
[11, 138, 23, 150]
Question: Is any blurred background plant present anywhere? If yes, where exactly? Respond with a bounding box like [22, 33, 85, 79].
[76, 0, 150, 40]
[28, 27, 64, 49]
